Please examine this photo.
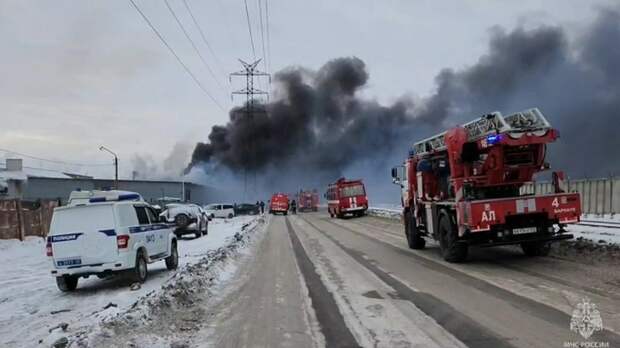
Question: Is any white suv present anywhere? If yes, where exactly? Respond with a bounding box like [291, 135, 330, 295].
[204, 203, 235, 219]
[47, 191, 178, 292]
[159, 203, 209, 238]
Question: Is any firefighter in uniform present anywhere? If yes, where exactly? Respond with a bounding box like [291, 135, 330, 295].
[290, 199, 297, 214]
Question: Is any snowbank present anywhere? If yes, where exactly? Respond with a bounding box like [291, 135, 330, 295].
[566, 224, 620, 244]
[0, 216, 260, 348]
[368, 206, 401, 220]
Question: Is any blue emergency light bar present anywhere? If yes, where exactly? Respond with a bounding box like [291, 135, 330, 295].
[89, 193, 141, 203]
[486, 134, 502, 145]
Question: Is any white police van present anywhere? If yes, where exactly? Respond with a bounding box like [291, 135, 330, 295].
[47, 191, 178, 292]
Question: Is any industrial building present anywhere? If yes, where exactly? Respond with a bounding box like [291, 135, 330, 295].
[0, 158, 214, 205]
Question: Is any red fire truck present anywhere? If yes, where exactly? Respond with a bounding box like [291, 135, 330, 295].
[326, 178, 368, 218]
[392, 108, 580, 262]
[269, 193, 289, 215]
[298, 189, 319, 212]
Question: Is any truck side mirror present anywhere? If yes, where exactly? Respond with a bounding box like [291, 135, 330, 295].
[391, 166, 403, 185]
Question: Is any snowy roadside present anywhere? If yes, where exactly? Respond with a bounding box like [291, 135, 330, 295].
[367, 205, 401, 220]
[368, 206, 620, 244]
[0, 216, 262, 348]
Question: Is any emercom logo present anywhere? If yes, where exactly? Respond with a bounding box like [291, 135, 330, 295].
[563, 297, 609, 348]
[570, 298, 603, 339]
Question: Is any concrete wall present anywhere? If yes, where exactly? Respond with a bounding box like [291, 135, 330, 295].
[19, 177, 215, 205]
[521, 177, 619, 215]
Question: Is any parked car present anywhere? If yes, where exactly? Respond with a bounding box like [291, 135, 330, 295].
[204, 203, 235, 219]
[234, 203, 260, 216]
[159, 203, 208, 238]
[47, 191, 178, 292]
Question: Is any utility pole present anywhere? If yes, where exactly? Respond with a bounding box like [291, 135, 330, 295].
[99, 146, 119, 190]
[230, 59, 270, 199]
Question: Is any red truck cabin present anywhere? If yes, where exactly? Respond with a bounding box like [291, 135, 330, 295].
[269, 193, 289, 215]
[298, 189, 319, 212]
[326, 178, 368, 218]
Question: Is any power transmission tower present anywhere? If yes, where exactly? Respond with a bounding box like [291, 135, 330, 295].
[230, 59, 270, 199]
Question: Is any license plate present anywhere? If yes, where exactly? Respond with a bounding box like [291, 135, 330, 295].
[56, 258, 82, 267]
[512, 227, 537, 235]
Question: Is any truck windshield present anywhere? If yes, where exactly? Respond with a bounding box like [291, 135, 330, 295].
[340, 184, 365, 197]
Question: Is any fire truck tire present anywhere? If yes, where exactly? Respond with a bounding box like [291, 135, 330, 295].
[438, 213, 468, 262]
[405, 211, 425, 249]
[520, 241, 551, 257]
[284, 211, 288, 216]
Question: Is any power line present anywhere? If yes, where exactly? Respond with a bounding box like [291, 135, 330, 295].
[128, 0, 225, 111]
[0, 148, 112, 167]
[163, 0, 226, 92]
[265, 0, 272, 73]
[181, 0, 227, 76]
[243, 0, 256, 60]
[257, 0, 267, 73]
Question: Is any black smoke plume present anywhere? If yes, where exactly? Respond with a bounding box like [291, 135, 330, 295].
[189, 7, 620, 200]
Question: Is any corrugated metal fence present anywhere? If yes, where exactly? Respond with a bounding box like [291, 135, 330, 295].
[521, 177, 618, 215]
[0, 199, 58, 240]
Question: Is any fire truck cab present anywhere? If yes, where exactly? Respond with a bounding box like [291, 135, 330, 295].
[326, 178, 368, 218]
[298, 189, 319, 212]
[392, 108, 580, 262]
[269, 193, 289, 215]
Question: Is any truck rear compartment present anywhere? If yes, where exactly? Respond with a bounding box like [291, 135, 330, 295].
[49, 204, 119, 268]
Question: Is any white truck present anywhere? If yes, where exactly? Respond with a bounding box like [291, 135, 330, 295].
[46, 191, 178, 291]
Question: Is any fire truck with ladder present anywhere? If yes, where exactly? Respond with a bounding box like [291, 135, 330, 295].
[326, 178, 369, 218]
[298, 189, 319, 212]
[391, 108, 581, 262]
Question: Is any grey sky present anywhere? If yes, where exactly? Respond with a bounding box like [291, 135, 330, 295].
[0, 0, 613, 179]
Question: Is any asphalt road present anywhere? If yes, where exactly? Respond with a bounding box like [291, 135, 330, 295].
[205, 213, 620, 347]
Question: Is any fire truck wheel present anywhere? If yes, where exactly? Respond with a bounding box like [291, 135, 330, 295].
[520, 241, 551, 257]
[438, 213, 468, 262]
[405, 211, 425, 249]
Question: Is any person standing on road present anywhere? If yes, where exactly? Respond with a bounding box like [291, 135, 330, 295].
[291, 199, 297, 214]
[259, 201, 265, 214]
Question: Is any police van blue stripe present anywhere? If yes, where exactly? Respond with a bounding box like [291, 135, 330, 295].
[129, 224, 172, 234]
[98, 229, 116, 236]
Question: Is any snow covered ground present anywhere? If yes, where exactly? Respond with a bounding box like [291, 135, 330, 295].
[368, 206, 620, 244]
[0, 216, 260, 348]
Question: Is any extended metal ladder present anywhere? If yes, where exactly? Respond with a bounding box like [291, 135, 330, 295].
[412, 108, 551, 156]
